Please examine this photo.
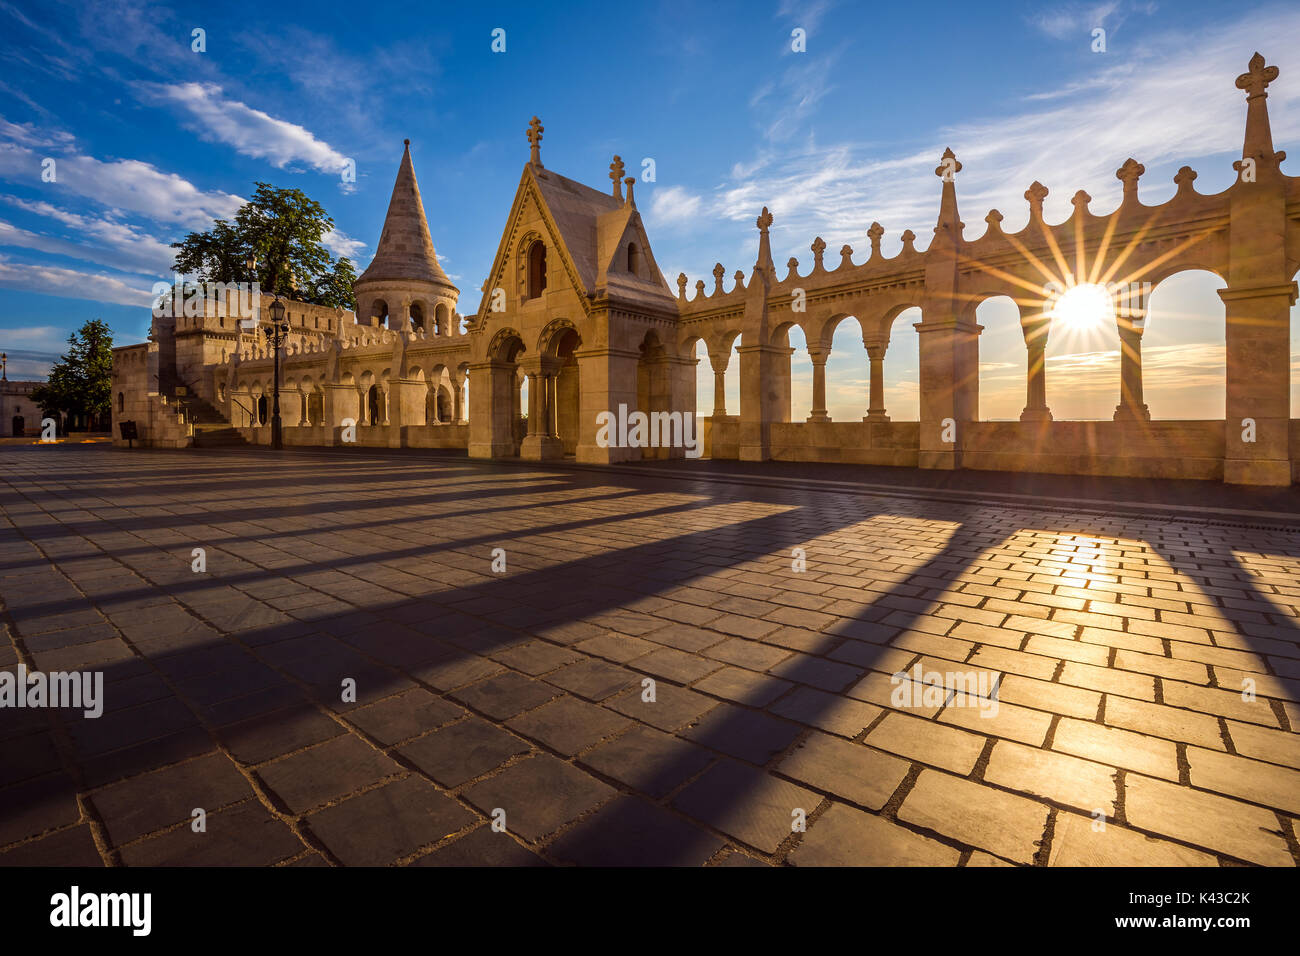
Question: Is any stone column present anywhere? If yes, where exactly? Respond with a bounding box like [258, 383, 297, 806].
[467, 360, 517, 458]
[1019, 306, 1052, 421]
[323, 383, 360, 438]
[710, 353, 728, 417]
[519, 357, 564, 460]
[1112, 289, 1150, 422]
[864, 337, 890, 422]
[807, 346, 830, 422]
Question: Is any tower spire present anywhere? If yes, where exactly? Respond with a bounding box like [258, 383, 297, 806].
[356, 140, 453, 288]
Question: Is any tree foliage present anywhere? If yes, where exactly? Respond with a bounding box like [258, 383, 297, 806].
[171, 183, 356, 309]
[30, 319, 113, 421]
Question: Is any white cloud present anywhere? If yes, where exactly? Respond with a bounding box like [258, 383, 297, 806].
[0, 136, 243, 229]
[323, 227, 366, 261]
[140, 82, 351, 176]
[0, 256, 153, 307]
[0, 198, 176, 276]
[670, 7, 1300, 285]
[649, 185, 704, 226]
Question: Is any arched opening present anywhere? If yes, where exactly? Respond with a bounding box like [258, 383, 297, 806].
[117, 392, 124, 413]
[691, 338, 710, 417]
[308, 389, 323, 426]
[974, 295, 1025, 420]
[12, 415, 24, 437]
[880, 308, 922, 420]
[435, 302, 450, 336]
[1143, 271, 1226, 419]
[769, 321, 803, 422]
[820, 315, 868, 421]
[457, 364, 470, 424]
[1043, 283, 1119, 420]
[552, 327, 581, 456]
[410, 302, 425, 332]
[628, 243, 640, 277]
[370, 299, 389, 328]
[485, 333, 527, 455]
[367, 384, 384, 425]
[637, 329, 670, 460]
[436, 386, 453, 423]
[256, 395, 268, 426]
[527, 241, 547, 300]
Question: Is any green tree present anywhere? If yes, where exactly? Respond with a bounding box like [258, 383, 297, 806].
[30, 319, 114, 430]
[171, 182, 356, 308]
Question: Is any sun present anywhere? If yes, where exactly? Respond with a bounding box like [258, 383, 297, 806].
[1050, 283, 1113, 331]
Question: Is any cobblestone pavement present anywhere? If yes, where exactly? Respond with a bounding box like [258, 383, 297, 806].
[2, 445, 1298, 867]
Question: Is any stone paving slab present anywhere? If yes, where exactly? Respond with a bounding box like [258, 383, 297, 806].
[1, 445, 1299, 866]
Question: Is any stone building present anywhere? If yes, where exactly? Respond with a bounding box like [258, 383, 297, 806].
[113, 54, 1300, 484]
[0, 379, 42, 437]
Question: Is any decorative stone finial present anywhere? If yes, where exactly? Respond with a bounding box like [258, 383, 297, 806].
[1173, 165, 1198, 196]
[756, 207, 774, 233]
[900, 229, 916, 252]
[734, 270, 745, 290]
[713, 263, 726, 293]
[867, 222, 884, 257]
[676, 272, 687, 299]
[527, 116, 544, 168]
[1237, 52, 1278, 98]
[811, 236, 826, 269]
[935, 147, 962, 180]
[609, 155, 625, 198]
[839, 244, 854, 268]
[1071, 190, 1092, 213]
[787, 257, 800, 279]
[694, 279, 705, 300]
[624, 176, 636, 207]
[404, 138, 410, 147]
[985, 210, 1004, 234]
[1116, 157, 1145, 198]
[1025, 181, 1049, 220]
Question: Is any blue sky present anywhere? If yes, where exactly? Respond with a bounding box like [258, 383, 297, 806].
[2, 0, 1299, 420]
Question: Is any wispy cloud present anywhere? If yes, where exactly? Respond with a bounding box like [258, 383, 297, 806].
[0, 256, 153, 307]
[139, 82, 351, 176]
[668, 7, 1300, 285]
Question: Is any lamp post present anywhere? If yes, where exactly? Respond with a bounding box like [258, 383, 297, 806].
[1, 352, 7, 381]
[262, 274, 295, 450]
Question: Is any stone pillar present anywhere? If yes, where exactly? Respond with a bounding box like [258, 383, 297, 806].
[1112, 290, 1150, 421]
[574, 345, 640, 463]
[1019, 306, 1052, 422]
[738, 342, 787, 461]
[467, 360, 518, 458]
[519, 356, 564, 460]
[916, 313, 981, 470]
[1221, 283, 1295, 484]
[453, 372, 465, 424]
[864, 337, 890, 422]
[710, 353, 728, 417]
[323, 383, 360, 439]
[391, 379, 427, 427]
[279, 389, 303, 432]
[807, 346, 830, 422]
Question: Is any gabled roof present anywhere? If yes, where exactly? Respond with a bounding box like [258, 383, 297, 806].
[357, 141, 456, 292]
[476, 162, 676, 318]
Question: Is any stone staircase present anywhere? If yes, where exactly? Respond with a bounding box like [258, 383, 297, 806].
[177, 391, 251, 448]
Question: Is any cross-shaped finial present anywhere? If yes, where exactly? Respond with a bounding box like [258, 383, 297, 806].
[1025, 181, 1049, 219]
[935, 147, 962, 181]
[1236, 52, 1278, 99]
[1115, 157, 1145, 196]
[527, 116, 544, 167]
[609, 155, 625, 197]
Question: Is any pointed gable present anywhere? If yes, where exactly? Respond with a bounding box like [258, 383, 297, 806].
[358, 140, 455, 290]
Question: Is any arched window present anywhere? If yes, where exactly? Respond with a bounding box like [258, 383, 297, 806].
[527, 240, 547, 299]
[435, 302, 450, 336]
[628, 242, 640, 276]
[117, 392, 124, 413]
[371, 299, 389, 328]
[257, 395, 268, 425]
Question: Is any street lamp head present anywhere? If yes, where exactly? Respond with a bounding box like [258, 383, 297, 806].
[268, 298, 286, 323]
[245, 252, 257, 275]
